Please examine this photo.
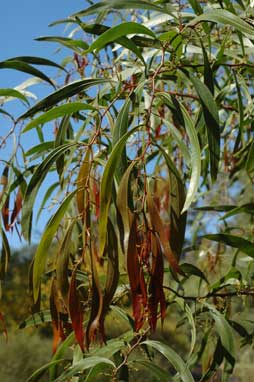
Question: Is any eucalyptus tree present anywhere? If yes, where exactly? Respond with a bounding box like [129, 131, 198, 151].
[1, 1, 254, 381]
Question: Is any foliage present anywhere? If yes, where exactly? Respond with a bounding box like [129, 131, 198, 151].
[1, 0, 254, 381]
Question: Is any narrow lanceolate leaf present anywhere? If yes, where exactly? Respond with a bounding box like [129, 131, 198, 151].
[246, 138, 254, 174]
[5, 56, 66, 71]
[19, 310, 52, 328]
[35, 36, 89, 53]
[33, 190, 76, 303]
[22, 143, 76, 241]
[220, 203, 254, 220]
[204, 303, 235, 366]
[54, 357, 115, 382]
[76, 149, 91, 219]
[69, 266, 85, 352]
[203, 234, 254, 258]
[156, 93, 200, 212]
[10, 188, 22, 227]
[23, 103, 96, 132]
[18, 78, 111, 120]
[0, 60, 55, 88]
[187, 9, 254, 40]
[56, 221, 75, 307]
[180, 104, 201, 213]
[116, 161, 136, 254]
[127, 215, 147, 331]
[0, 229, 10, 281]
[86, 22, 155, 54]
[146, 191, 181, 274]
[142, 340, 195, 382]
[183, 70, 220, 182]
[157, 145, 187, 258]
[0, 312, 8, 340]
[99, 125, 139, 256]
[25, 359, 65, 382]
[78, 21, 152, 62]
[0, 88, 29, 105]
[132, 360, 169, 382]
[72, 0, 174, 18]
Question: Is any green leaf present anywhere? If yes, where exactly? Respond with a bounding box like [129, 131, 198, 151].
[195, 205, 236, 212]
[25, 359, 65, 382]
[182, 70, 220, 182]
[0, 229, 10, 281]
[23, 102, 97, 132]
[155, 93, 199, 203]
[54, 356, 115, 382]
[187, 9, 254, 40]
[19, 310, 52, 328]
[6, 56, 65, 71]
[0, 60, 55, 88]
[210, 267, 242, 293]
[180, 263, 209, 284]
[21, 143, 76, 241]
[132, 360, 169, 381]
[174, 298, 196, 360]
[180, 104, 201, 213]
[99, 125, 139, 256]
[35, 36, 89, 52]
[86, 22, 156, 55]
[33, 190, 77, 302]
[246, 138, 254, 174]
[220, 203, 254, 220]
[142, 340, 195, 382]
[18, 78, 111, 120]
[72, 0, 174, 17]
[204, 303, 235, 363]
[0, 88, 29, 105]
[203, 234, 254, 258]
[116, 161, 136, 254]
[49, 330, 76, 381]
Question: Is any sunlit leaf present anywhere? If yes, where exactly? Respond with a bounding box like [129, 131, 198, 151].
[33, 190, 77, 303]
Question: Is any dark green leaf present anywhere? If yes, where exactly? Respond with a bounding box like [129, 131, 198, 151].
[203, 234, 254, 258]
[0, 60, 55, 88]
[18, 78, 111, 120]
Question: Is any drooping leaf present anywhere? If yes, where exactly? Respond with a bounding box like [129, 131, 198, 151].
[25, 359, 65, 382]
[18, 78, 111, 120]
[203, 234, 254, 258]
[127, 214, 147, 331]
[76, 149, 91, 220]
[187, 9, 254, 40]
[0, 88, 29, 105]
[204, 303, 235, 368]
[35, 36, 89, 52]
[180, 263, 209, 284]
[86, 22, 155, 60]
[132, 360, 169, 382]
[146, 190, 181, 273]
[5, 56, 66, 71]
[72, 0, 174, 18]
[142, 340, 195, 382]
[182, 70, 220, 182]
[56, 221, 75, 307]
[0, 230, 10, 281]
[116, 161, 136, 254]
[69, 265, 85, 352]
[0, 60, 55, 88]
[33, 190, 77, 303]
[23, 102, 97, 132]
[21, 143, 76, 241]
[246, 138, 254, 174]
[99, 125, 139, 256]
[10, 188, 22, 228]
[220, 203, 254, 220]
[54, 356, 115, 382]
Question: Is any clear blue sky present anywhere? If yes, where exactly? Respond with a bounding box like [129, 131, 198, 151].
[0, 1, 86, 248]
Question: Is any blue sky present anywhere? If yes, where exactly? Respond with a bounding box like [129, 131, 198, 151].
[0, 1, 86, 247]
